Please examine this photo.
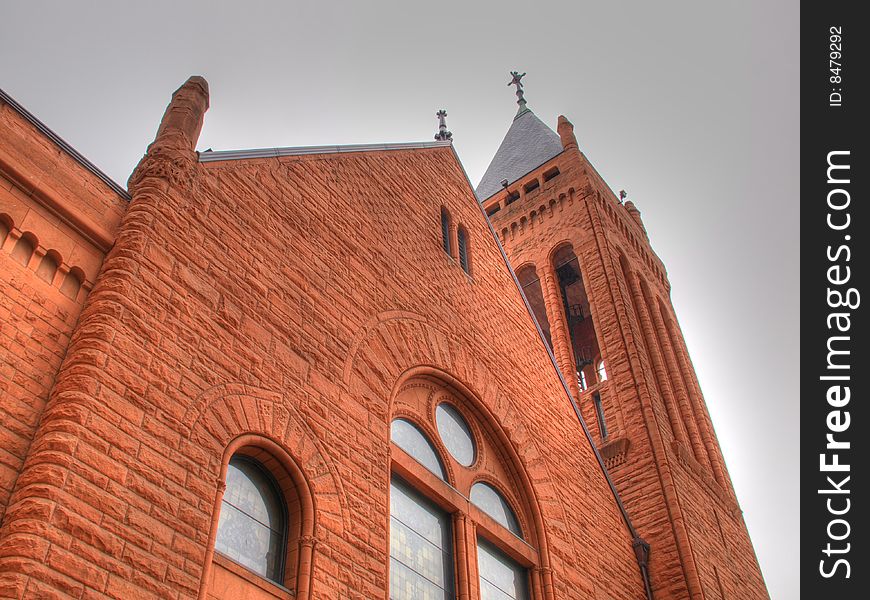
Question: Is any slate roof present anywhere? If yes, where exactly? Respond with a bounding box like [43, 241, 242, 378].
[475, 108, 563, 201]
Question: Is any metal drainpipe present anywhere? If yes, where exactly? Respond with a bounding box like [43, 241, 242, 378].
[460, 155, 654, 599]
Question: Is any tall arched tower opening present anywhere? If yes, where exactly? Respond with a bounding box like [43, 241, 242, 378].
[477, 84, 769, 600]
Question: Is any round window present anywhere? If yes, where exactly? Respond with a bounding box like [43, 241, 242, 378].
[435, 403, 476, 466]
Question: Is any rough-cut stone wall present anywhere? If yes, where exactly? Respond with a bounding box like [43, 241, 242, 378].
[483, 117, 768, 599]
[0, 97, 127, 525]
[0, 80, 646, 599]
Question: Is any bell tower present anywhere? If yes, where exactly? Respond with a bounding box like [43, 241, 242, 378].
[477, 76, 769, 599]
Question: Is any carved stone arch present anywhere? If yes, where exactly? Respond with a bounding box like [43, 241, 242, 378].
[183, 383, 348, 540]
[342, 312, 572, 581]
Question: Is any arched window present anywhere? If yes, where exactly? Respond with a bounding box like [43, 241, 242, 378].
[516, 264, 552, 349]
[597, 360, 608, 382]
[470, 482, 522, 537]
[215, 456, 287, 583]
[551, 244, 602, 381]
[391, 419, 447, 479]
[441, 207, 452, 255]
[457, 226, 470, 275]
[390, 378, 542, 599]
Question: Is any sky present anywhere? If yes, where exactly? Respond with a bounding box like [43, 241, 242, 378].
[1, 1, 799, 598]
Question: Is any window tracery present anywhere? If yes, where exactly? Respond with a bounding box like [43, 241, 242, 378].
[389, 376, 544, 599]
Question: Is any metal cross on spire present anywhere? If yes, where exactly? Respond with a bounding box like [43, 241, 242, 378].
[434, 109, 452, 141]
[508, 71, 528, 114]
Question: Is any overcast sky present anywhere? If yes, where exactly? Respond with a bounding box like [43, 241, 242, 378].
[1, 1, 798, 598]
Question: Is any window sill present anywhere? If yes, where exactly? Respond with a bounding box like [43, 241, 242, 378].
[212, 551, 294, 599]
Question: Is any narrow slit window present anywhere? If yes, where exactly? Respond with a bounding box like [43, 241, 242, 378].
[441, 207, 452, 255]
[593, 392, 608, 440]
[457, 227, 470, 275]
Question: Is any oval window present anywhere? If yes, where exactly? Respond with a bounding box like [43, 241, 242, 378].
[435, 404, 476, 467]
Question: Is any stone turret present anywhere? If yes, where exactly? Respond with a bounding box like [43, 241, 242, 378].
[128, 76, 209, 193]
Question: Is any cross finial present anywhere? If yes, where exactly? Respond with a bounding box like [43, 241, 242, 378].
[508, 71, 528, 113]
[435, 109, 452, 141]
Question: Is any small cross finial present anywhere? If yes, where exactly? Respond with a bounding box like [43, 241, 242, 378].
[435, 109, 452, 141]
[508, 71, 528, 113]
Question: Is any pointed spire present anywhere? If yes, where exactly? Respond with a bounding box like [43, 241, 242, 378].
[508, 71, 529, 118]
[434, 109, 453, 141]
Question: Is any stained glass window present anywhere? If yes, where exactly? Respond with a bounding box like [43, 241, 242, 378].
[470, 483, 522, 538]
[391, 419, 447, 480]
[390, 477, 454, 600]
[477, 539, 529, 600]
[435, 404, 476, 467]
[215, 456, 286, 582]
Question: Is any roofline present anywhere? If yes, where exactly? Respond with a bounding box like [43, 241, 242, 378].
[0, 87, 130, 200]
[199, 140, 453, 163]
[476, 148, 566, 203]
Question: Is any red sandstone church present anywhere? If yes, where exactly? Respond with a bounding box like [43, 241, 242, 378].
[0, 76, 768, 599]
